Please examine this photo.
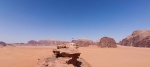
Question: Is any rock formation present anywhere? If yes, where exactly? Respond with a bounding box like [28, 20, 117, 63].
[28, 40, 37, 44]
[36, 43, 91, 67]
[0, 41, 6, 47]
[71, 38, 94, 47]
[27, 40, 69, 46]
[120, 30, 150, 47]
[134, 36, 150, 47]
[36, 57, 91, 67]
[98, 37, 117, 48]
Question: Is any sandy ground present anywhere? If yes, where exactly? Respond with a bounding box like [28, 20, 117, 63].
[0, 46, 54, 67]
[0, 45, 150, 67]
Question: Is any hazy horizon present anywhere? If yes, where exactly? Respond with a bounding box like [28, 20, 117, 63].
[0, 0, 150, 43]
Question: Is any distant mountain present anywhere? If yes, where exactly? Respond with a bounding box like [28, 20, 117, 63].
[27, 40, 69, 46]
[0, 41, 6, 47]
[71, 38, 94, 47]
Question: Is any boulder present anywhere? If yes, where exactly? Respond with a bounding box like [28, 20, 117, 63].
[98, 37, 117, 48]
[71, 38, 94, 47]
[120, 30, 150, 47]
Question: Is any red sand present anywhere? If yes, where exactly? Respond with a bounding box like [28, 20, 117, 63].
[0, 46, 150, 67]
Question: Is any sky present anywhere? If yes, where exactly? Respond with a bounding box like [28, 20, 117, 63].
[0, 0, 150, 43]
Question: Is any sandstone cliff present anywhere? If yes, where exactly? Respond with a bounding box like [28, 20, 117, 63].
[120, 30, 150, 47]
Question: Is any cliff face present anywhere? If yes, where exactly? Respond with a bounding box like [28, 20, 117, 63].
[71, 38, 94, 47]
[120, 30, 150, 47]
[97, 37, 117, 48]
[134, 36, 150, 47]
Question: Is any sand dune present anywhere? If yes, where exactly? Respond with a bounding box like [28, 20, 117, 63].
[0, 46, 150, 67]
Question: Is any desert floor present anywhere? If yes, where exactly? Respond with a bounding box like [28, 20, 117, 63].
[0, 46, 150, 67]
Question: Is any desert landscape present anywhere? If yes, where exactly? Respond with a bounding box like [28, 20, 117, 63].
[1, 45, 150, 67]
[1, 0, 150, 67]
[1, 30, 150, 67]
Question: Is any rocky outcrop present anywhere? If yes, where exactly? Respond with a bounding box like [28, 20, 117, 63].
[71, 38, 94, 47]
[120, 30, 150, 47]
[134, 36, 150, 47]
[28, 40, 37, 44]
[36, 57, 91, 67]
[98, 37, 117, 48]
[0, 41, 6, 47]
[27, 40, 69, 46]
[36, 42, 91, 67]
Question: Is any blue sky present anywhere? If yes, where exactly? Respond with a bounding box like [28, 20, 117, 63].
[0, 0, 150, 43]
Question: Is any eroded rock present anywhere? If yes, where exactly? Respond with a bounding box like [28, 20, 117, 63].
[28, 40, 37, 44]
[71, 38, 94, 47]
[36, 56, 91, 67]
[120, 30, 150, 47]
[98, 37, 117, 48]
[36, 43, 91, 67]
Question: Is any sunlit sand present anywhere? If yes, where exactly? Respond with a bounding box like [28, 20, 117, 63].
[0, 46, 150, 67]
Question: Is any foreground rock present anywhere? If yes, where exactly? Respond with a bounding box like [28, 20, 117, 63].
[36, 43, 91, 67]
[120, 30, 150, 47]
[36, 57, 91, 67]
[72, 38, 94, 47]
[98, 37, 117, 48]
